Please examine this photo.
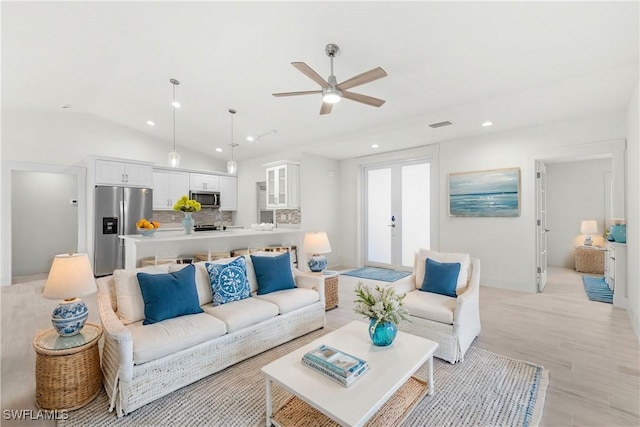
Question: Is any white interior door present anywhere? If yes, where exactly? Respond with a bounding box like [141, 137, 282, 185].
[536, 160, 549, 291]
[364, 161, 431, 270]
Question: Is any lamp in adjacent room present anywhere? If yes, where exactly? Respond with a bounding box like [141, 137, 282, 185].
[580, 220, 598, 246]
[168, 78, 181, 168]
[43, 253, 97, 336]
[227, 108, 238, 175]
[302, 232, 332, 273]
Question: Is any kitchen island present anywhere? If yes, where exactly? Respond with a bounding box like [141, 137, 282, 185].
[120, 229, 301, 269]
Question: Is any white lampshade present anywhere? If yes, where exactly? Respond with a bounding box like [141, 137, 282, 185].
[580, 220, 598, 235]
[43, 253, 96, 300]
[302, 232, 332, 254]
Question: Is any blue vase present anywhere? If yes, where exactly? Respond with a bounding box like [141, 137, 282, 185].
[368, 319, 397, 346]
[610, 224, 626, 243]
[182, 212, 194, 234]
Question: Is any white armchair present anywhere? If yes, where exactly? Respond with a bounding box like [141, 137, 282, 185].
[391, 250, 481, 364]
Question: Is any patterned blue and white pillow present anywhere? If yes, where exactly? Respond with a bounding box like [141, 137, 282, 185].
[205, 257, 251, 306]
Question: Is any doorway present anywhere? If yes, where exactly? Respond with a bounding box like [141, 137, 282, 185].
[364, 160, 431, 270]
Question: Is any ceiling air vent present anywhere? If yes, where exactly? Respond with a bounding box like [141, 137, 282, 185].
[428, 121, 453, 129]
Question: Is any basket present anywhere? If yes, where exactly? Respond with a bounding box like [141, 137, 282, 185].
[195, 252, 231, 262]
[324, 275, 339, 310]
[575, 247, 605, 274]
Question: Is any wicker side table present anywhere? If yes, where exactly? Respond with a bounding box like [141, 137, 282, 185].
[575, 246, 606, 274]
[33, 323, 103, 410]
[322, 271, 339, 311]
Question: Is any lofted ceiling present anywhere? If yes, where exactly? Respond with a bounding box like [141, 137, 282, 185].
[2, 1, 638, 162]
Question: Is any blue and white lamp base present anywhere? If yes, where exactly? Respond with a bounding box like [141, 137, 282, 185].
[307, 254, 328, 272]
[51, 298, 89, 336]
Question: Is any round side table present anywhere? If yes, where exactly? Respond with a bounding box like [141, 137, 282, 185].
[33, 322, 103, 410]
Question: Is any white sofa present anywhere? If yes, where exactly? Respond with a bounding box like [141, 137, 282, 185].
[390, 250, 481, 364]
[97, 254, 326, 417]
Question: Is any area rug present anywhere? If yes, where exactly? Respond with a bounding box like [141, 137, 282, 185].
[341, 267, 410, 282]
[60, 329, 548, 427]
[582, 275, 613, 303]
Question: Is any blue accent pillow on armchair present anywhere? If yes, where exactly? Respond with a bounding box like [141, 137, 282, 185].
[420, 258, 461, 298]
[250, 252, 296, 295]
[205, 256, 251, 306]
[137, 264, 203, 325]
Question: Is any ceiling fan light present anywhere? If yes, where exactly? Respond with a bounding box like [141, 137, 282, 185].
[322, 92, 341, 104]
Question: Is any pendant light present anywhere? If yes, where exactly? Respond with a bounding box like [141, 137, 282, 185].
[168, 78, 181, 168]
[227, 108, 238, 175]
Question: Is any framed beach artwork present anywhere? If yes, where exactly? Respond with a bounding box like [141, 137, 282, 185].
[448, 167, 521, 217]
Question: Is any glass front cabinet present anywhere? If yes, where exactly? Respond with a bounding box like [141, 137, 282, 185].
[264, 161, 300, 209]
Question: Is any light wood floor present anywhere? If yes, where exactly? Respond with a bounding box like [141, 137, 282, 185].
[1, 267, 638, 426]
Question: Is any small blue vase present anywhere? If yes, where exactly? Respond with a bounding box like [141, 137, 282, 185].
[182, 212, 194, 234]
[368, 319, 397, 346]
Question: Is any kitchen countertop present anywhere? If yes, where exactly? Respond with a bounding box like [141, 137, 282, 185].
[120, 228, 300, 243]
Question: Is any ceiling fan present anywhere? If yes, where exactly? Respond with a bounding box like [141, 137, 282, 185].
[272, 43, 388, 115]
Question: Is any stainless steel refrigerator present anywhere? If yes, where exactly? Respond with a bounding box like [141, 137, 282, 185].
[94, 186, 153, 276]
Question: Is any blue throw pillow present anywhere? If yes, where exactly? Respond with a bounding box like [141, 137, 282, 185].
[420, 258, 461, 298]
[137, 264, 203, 325]
[250, 252, 296, 295]
[205, 256, 251, 306]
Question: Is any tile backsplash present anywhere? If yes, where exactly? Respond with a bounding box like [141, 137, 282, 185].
[152, 208, 233, 225]
[274, 209, 301, 225]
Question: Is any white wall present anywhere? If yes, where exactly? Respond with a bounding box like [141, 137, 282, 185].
[339, 111, 627, 293]
[235, 151, 341, 269]
[546, 159, 611, 268]
[625, 82, 639, 339]
[11, 171, 78, 276]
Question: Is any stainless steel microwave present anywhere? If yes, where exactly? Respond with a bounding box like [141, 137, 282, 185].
[189, 191, 220, 208]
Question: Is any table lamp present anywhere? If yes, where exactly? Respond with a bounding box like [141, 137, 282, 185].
[43, 253, 97, 336]
[580, 220, 598, 246]
[302, 232, 332, 273]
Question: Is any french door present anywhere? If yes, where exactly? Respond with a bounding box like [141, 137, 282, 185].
[535, 160, 549, 291]
[364, 160, 431, 270]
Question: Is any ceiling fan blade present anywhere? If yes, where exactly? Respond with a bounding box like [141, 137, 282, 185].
[320, 102, 333, 115]
[292, 62, 330, 89]
[272, 90, 322, 97]
[343, 91, 386, 107]
[337, 67, 388, 91]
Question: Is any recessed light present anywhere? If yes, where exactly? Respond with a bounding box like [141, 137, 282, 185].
[215, 147, 223, 153]
[171, 101, 181, 109]
[146, 120, 155, 126]
[371, 144, 379, 148]
[246, 136, 255, 142]
[481, 121, 493, 127]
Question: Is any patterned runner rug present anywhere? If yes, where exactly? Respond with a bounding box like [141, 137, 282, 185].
[60, 329, 548, 427]
[582, 275, 613, 303]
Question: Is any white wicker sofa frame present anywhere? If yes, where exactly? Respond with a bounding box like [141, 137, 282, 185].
[391, 255, 480, 364]
[97, 261, 326, 417]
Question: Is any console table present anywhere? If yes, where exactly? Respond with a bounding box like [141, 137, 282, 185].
[575, 245, 605, 274]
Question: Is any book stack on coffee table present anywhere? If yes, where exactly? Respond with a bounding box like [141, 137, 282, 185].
[301, 344, 369, 387]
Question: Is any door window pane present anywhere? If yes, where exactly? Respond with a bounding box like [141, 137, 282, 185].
[367, 168, 392, 264]
[401, 163, 430, 267]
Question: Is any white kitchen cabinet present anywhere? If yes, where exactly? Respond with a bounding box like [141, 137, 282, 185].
[153, 170, 189, 210]
[605, 241, 627, 308]
[264, 161, 299, 209]
[95, 159, 153, 187]
[218, 175, 237, 211]
[190, 173, 219, 192]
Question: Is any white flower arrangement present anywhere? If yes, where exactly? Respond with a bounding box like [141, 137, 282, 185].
[354, 282, 410, 330]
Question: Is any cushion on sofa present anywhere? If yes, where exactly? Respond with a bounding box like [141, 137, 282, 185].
[169, 262, 212, 306]
[205, 257, 251, 306]
[414, 249, 470, 293]
[202, 298, 279, 333]
[402, 290, 456, 324]
[127, 312, 227, 364]
[255, 288, 319, 314]
[420, 258, 461, 298]
[250, 252, 296, 295]
[137, 264, 204, 325]
[114, 265, 171, 325]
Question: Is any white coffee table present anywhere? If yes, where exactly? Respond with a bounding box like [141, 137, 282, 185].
[261, 320, 438, 427]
